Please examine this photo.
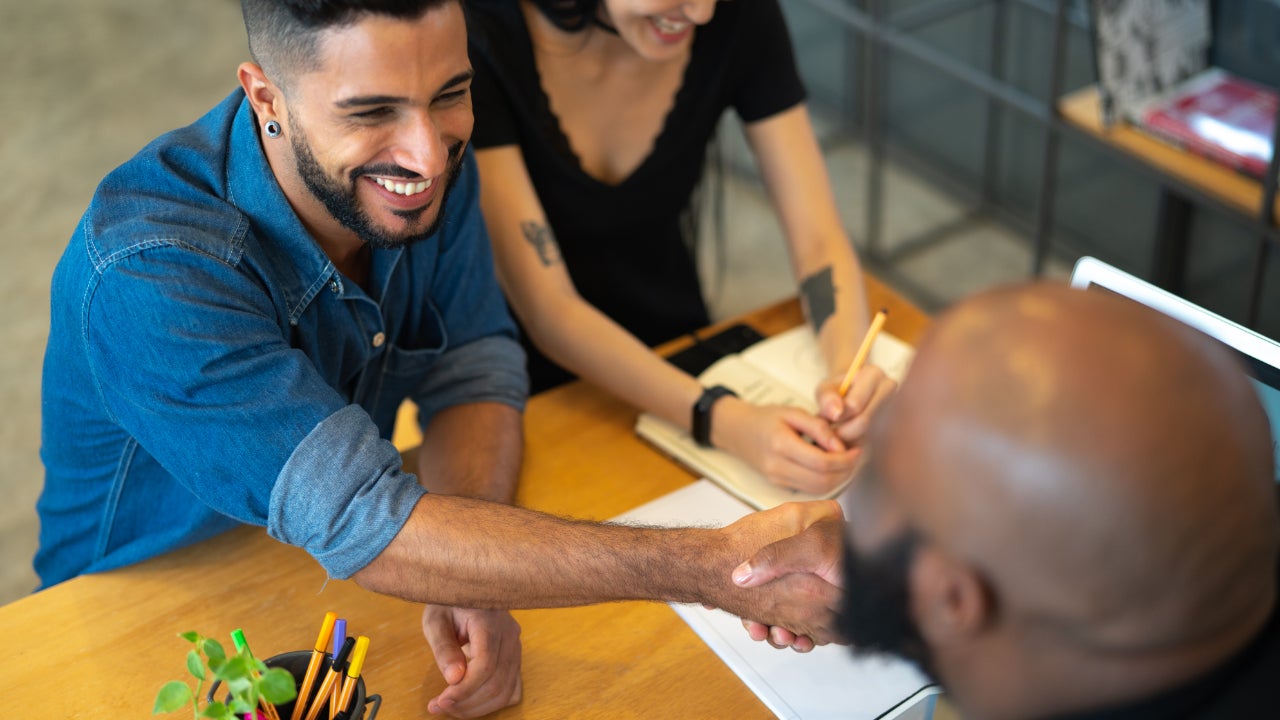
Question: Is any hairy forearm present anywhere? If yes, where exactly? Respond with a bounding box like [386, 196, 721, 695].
[416, 402, 522, 504]
[355, 493, 726, 607]
[353, 496, 843, 642]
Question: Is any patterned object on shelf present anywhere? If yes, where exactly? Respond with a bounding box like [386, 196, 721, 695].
[1089, 0, 1211, 126]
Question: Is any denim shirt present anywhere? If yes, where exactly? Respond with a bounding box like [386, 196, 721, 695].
[37, 90, 527, 588]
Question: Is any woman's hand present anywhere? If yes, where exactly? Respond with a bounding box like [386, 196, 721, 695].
[713, 396, 862, 494]
[815, 364, 897, 447]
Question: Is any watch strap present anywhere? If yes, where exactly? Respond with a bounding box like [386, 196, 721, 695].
[692, 385, 738, 447]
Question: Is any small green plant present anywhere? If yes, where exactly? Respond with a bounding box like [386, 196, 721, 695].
[153, 631, 297, 720]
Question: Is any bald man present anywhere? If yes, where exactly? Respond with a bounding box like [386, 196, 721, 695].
[735, 283, 1280, 719]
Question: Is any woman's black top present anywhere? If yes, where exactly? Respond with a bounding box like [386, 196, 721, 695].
[467, 0, 806, 391]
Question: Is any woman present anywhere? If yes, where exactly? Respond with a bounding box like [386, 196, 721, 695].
[465, 0, 894, 493]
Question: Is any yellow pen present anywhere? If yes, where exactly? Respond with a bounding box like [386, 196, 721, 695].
[291, 611, 337, 720]
[332, 636, 369, 720]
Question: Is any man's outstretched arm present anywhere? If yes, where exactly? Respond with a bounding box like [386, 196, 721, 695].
[352, 496, 845, 644]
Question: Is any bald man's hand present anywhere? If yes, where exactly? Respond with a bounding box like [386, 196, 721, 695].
[817, 364, 896, 447]
[730, 516, 846, 652]
[715, 501, 847, 645]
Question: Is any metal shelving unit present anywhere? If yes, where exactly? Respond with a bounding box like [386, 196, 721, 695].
[796, 0, 1280, 328]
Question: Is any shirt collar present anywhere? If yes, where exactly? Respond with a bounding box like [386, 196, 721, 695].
[224, 91, 339, 324]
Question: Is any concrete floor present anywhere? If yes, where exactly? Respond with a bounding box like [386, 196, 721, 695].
[0, 0, 1065, 605]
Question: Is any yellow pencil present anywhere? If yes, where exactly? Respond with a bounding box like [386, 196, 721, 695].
[291, 612, 337, 720]
[837, 308, 888, 397]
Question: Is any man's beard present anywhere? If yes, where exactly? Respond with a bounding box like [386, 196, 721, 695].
[837, 529, 938, 681]
[290, 118, 465, 250]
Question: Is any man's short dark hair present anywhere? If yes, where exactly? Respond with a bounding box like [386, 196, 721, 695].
[241, 0, 453, 84]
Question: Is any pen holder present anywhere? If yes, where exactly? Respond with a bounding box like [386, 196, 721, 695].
[208, 650, 380, 720]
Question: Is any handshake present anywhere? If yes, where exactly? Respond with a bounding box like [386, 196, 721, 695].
[705, 499, 847, 652]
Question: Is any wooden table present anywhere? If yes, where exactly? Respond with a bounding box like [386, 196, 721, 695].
[0, 277, 927, 719]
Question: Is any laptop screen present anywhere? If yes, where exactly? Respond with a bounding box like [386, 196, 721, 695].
[1245, 361, 1280, 480]
[1070, 257, 1280, 483]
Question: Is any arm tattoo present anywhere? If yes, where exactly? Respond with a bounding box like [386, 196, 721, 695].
[799, 266, 837, 334]
[520, 221, 562, 268]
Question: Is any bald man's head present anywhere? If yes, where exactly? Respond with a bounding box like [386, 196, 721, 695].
[842, 282, 1279, 718]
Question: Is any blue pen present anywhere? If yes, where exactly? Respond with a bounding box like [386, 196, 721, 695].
[329, 620, 347, 720]
[331, 619, 347, 659]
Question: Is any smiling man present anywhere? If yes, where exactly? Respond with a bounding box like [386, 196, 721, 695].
[38, 2, 843, 717]
[41, 0, 528, 715]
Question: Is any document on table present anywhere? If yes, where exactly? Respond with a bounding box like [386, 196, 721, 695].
[613, 480, 931, 720]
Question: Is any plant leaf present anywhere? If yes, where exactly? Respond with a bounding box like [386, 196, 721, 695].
[152, 681, 193, 714]
[186, 649, 206, 681]
[259, 668, 298, 704]
[179, 631, 200, 644]
[243, 682, 260, 708]
[203, 638, 227, 666]
[226, 677, 254, 704]
[229, 697, 256, 715]
[199, 701, 228, 718]
[218, 655, 253, 682]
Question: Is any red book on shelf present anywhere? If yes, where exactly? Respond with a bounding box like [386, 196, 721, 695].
[1138, 68, 1278, 178]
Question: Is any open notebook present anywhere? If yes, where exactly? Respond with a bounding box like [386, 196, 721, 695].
[613, 480, 932, 720]
[636, 325, 915, 509]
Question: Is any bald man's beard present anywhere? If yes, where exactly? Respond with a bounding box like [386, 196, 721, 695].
[837, 531, 938, 681]
[290, 118, 465, 250]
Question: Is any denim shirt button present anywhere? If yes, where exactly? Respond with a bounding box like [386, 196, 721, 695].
[371, 332, 386, 348]
[328, 279, 340, 294]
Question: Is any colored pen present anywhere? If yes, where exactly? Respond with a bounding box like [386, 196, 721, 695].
[837, 308, 889, 397]
[331, 636, 369, 720]
[329, 620, 347, 720]
[292, 611, 337, 720]
[303, 636, 355, 720]
[232, 628, 282, 720]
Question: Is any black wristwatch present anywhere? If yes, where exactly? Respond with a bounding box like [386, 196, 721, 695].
[692, 385, 738, 447]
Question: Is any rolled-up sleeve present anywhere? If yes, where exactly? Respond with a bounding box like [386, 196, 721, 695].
[411, 334, 528, 430]
[269, 404, 427, 579]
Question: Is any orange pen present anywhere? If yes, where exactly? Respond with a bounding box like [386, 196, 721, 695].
[291, 612, 337, 720]
[303, 636, 354, 720]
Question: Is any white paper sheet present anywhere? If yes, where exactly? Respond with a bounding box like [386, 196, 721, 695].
[613, 480, 930, 720]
